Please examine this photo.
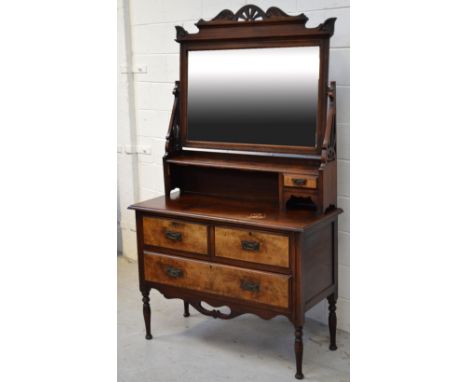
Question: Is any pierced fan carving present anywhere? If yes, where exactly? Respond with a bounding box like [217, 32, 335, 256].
[237, 5, 265, 21]
[211, 5, 292, 22]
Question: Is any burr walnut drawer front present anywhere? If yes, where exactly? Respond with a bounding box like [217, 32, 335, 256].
[142, 216, 208, 255]
[283, 174, 318, 189]
[144, 252, 290, 309]
[214, 227, 289, 268]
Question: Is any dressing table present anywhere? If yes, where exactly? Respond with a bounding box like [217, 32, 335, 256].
[129, 5, 342, 379]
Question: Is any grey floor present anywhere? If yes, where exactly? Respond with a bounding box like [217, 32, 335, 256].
[118, 256, 350, 382]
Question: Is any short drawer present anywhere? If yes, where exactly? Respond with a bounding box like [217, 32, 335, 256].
[144, 252, 290, 309]
[142, 217, 208, 255]
[215, 227, 289, 268]
[283, 174, 318, 189]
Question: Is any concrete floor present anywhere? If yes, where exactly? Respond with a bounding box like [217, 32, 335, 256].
[118, 256, 350, 382]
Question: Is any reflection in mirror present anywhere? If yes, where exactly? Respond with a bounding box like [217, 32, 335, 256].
[187, 46, 320, 147]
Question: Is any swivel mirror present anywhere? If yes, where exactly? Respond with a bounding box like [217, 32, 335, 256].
[187, 46, 320, 147]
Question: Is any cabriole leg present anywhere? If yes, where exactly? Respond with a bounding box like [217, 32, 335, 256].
[294, 325, 304, 380]
[183, 301, 190, 317]
[142, 289, 152, 340]
[327, 294, 337, 350]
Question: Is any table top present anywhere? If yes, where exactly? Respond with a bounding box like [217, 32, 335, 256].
[129, 192, 341, 232]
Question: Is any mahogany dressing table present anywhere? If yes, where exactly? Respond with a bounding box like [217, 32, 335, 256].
[129, 5, 342, 379]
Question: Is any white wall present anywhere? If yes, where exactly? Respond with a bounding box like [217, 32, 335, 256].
[118, 0, 350, 332]
[117, 0, 139, 260]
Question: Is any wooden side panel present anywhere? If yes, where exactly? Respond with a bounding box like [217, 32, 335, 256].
[283, 174, 318, 189]
[214, 227, 289, 268]
[144, 252, 290, 309]
[143, 217, 208, 255]
[301, 223, 333, 305]
[320, 160, 337, 212]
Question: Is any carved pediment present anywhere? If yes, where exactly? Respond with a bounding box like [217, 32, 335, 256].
[174, 5, 336, 42]
[196, 4, 308, 25]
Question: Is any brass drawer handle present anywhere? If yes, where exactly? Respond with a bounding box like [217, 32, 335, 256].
[165, 265, 183, 278]
[241, 240, 260, 252]
[165, 230, 182, 241]
[292, 178, 307, 186]
[240, 280, 260, 292]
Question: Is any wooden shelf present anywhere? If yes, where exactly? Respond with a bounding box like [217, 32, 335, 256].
[166, 151, 320, 175]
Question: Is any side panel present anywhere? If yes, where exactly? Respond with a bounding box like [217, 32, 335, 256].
[301, 221, 334, 308]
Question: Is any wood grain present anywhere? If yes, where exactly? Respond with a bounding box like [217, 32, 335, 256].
[143, 216, 208, 255]
[144, 252, 290, 309]
[215, 226, 289, 268]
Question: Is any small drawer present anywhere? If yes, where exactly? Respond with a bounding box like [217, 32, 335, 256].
[144, 253, 290, 309]
[215, 227, 289, 268]
[283, 174, 318, 189]
[143, 217, 208, 255]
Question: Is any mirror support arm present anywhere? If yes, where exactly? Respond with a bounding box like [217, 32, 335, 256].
[320, 81, 337, 166]
[165, 81, 182, 158]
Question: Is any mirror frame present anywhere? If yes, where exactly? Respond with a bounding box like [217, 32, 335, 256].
[175, 5, 336, 156]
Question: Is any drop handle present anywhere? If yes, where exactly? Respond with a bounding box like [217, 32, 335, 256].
[292, 178, 307, 186]
[165, 230, 182, 241]
[240, 280, 260, 292]
[165, 265, 183, 278]
[241, 240, 260, 252]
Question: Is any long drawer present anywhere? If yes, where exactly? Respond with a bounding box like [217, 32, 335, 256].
[143, 216, 208, 255]
[215, 227, 289, 268]
[144, 252, 290, 309]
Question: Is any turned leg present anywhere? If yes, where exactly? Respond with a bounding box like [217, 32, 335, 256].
[183, 301, 190, 317]
[294, 326, 304, 380]
[142, 289, 152, 340]
[327, 294, 337, 350]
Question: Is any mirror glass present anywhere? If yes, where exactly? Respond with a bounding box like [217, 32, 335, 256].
[187, 46, 320, 147]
